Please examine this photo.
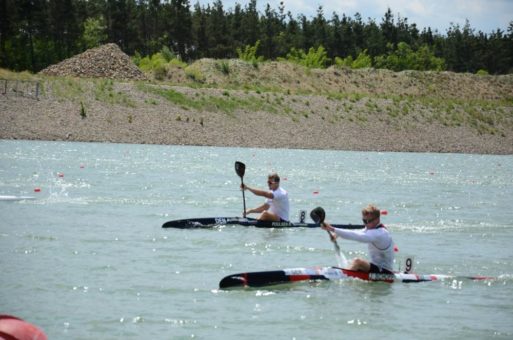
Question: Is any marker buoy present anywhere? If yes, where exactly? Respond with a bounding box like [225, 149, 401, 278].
[0, 315, 47, 340]
[313, 191, 319, 195]
[80, 164, 85, 169]
[381, 210, 388, 215]
[394, 245, 399, 252]
[34, 187, 41, 193]
[57, 172, 64, 178]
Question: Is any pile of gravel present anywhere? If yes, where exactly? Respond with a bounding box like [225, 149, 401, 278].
[39, 43, 146, 80]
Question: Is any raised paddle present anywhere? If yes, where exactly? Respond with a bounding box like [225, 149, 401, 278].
[235, 161, 247, 217]
[310, 207, 348, 268]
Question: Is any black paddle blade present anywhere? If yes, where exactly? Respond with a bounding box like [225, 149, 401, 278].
[310, 207, 326, 224]
[235, 161, 246, 178]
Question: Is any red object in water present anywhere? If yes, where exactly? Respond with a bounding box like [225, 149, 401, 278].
[0, 315, 47, 340]
[313, 191, 319, 195]
[57, 172, 64, 178]
[381, 210, 388, 215]
[394, 245, 399, 252]
[34, 187, 41, 193]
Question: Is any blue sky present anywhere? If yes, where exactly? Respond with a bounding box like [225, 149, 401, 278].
[193, 0, 512, 34]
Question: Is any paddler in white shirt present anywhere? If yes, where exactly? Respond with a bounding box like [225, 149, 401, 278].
[321, 204, 394, 274]
[241, 173, 290, 222]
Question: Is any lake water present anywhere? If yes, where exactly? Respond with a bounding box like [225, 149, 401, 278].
[1, 140, 512, 339]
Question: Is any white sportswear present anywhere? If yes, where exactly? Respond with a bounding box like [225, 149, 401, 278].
[266, 187, 290, 221]
[332, 225, 394, 271]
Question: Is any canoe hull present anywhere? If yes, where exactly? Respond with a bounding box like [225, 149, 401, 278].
[219, 266, 491, 289]
[162, 217, 363, 229]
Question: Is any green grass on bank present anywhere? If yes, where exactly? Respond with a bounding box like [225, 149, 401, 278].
[137, 83, 282, 117]
[2, 67, 511, 137]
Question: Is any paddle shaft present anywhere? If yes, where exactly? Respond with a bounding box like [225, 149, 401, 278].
[240, 176, 247, 217]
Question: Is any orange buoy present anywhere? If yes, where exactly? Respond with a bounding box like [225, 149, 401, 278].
[0, 315, 47, 340]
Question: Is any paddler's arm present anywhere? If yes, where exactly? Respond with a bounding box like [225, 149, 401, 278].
[326, 224, 373, 243]
[245, 202, 270, 215]
[241, 184, 273, 199]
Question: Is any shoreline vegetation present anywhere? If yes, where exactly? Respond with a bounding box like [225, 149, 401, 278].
[1, 45, 512, 155]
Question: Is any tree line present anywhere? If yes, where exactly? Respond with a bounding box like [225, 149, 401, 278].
[1, 0, 512, 74]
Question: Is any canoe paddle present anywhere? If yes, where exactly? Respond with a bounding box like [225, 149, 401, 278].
[235, 161, 247, 218]
[310, 207, 348, 268]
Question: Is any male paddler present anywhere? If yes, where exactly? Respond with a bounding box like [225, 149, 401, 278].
[241, 172, 290, 222]
[321, 204, 394, 274]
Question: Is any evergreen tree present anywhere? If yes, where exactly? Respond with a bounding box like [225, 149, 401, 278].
[352, 13, 365, 53]
[240, 0, 259, 46]
[396, 15, 418, 46]
[135, 0, 150, 56]
[48, 0, 80, 59]
[146, 0, 163, 54]
[17, 0, 49, 71]
[229, 3, 244, 49]
[261, 3, 282, 59]
[280, 11, 301, 57]
[364, 19, 386, 57]
[0, 0, 17, 68]
[299, 14, 312, 50]
[380, 8, 396, 45]
[191, 2, 208, 59]
[419, 27, 434, 46]
[311, 6, 328, 48]
[339, 14, 355, 57]
[168, 0, 192, 59]
[0, 0, 511, 74]
[327, 12, 343, 58]
[507, 22, 513, 73]
[444, 21, 476, 72]
[207, 0, 231, 58]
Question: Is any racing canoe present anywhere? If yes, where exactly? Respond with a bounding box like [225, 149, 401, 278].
[162, 217, 364, 229]
[219, 266, 494, 289]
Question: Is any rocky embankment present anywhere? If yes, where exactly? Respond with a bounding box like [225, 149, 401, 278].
[1, 44, 512, 154]
[39, 43, 146, 81]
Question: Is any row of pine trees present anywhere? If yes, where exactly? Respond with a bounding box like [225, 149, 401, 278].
[1, 0, 512, 74]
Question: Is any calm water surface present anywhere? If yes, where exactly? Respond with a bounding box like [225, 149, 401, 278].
[0, 140, 512, 339]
